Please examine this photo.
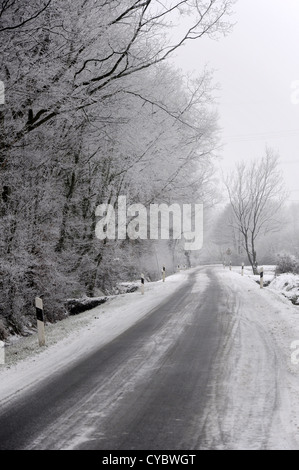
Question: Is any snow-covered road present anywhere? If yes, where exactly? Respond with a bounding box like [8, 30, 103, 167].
[1, 266, 299, 450]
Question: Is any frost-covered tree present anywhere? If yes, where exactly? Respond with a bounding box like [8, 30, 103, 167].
[225, 149, 287, 274]
[0, 0, 234, 337]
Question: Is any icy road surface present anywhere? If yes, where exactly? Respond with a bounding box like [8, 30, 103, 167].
[1, 266, 299, 450]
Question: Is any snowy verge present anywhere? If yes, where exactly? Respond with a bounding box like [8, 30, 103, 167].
[240, 264, 299, 305]
[229, 265, 299, 302]
[229, 264, 276, 286]
[0, 271, 191, 406]
[214, 269, 299, 449]
[217, 269, 299, 365]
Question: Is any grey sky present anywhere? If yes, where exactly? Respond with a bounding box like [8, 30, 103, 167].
[173, 0, 299, 202]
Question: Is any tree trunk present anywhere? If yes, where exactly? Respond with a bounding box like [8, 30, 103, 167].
[251, 233, 258, 275]
[55, 171, 76, 253]
[244, 233, 258, 275]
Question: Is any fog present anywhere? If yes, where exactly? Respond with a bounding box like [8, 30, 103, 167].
[173, 0, 299, 202]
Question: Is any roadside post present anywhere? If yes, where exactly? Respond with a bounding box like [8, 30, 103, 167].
[141, 274, 145, 295]
[242, 263, 244, 276]
[35, 297, 46, 346]
[260, 267, 264, 289]
[229, 262, 232, 271]
[162, 266, 166, 282]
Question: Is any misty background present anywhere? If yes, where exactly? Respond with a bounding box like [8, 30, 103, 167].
[173, 0, 299, 198]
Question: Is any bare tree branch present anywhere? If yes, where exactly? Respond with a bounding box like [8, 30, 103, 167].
[0, 0, 52, 32]
[224, 148, 287, 273]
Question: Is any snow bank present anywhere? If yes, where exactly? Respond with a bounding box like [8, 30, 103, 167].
[232, 265, 299, 305]
[269, 273, 299, 305]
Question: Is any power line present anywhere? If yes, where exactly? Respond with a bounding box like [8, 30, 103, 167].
[223, 129, 299, 143]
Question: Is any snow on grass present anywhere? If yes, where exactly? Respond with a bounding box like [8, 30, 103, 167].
[0, 270, 190, 405]
[229, 265, 299, 303]
[237, 263, 299, 306]
[228, 264, 276, 285]
[232, 266, 299, 305]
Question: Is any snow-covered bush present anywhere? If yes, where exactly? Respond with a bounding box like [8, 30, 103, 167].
[275, 253, 299, 275]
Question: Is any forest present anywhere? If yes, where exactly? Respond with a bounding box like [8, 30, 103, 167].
[2, 0, 297, 340]
[0, 0, 236, 338]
